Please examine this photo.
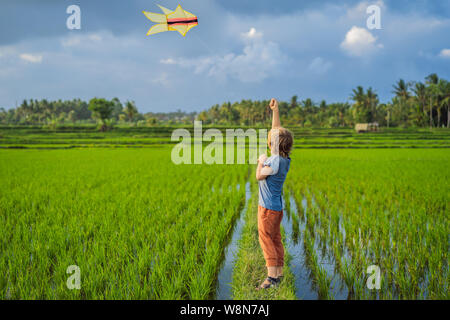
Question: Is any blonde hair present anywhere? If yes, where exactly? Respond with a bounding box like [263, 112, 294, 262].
[268, 127, 293, 158]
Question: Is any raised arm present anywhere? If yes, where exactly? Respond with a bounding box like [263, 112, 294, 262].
[256, 98, 280, 181]
[269, 98, 281, 129]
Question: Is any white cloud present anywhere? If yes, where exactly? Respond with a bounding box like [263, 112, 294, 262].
[308, 57, 332, 74]
[19, 53, 42, 63]
[340, 26, 383, 57]
[61, 32, 104, 47]
[439, 49, 450, 58]
[346, 0, 385, 20]
[61, 37, 81, 47]
[241, 27, 263, 40]
[88, 34, 102, 42]
[160, 58, 176, 65]
[160, 28, 286, 83]
[152, 72, 170, 87]
[0, 45, 17, 58]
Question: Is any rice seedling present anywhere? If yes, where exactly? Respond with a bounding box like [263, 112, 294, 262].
[0, 148, 248, 299]
[287, 148, 449, 299]
[1, 128, 448, 300]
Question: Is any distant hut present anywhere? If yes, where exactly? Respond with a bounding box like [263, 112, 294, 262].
[355, 122, 378, 133]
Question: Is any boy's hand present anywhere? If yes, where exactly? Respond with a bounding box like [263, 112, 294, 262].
[269, 98, 278, 111]
[258, 153, 268, 164]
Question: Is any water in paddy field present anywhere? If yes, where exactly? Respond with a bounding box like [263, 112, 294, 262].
[215, 181, 251, 300]
[283, 194, 349, 299]
[282, 195, 318, 299]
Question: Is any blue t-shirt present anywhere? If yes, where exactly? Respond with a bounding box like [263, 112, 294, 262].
[258, 155, 291, 211]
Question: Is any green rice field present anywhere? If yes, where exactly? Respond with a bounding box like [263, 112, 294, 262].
[0, 126, 449, 299]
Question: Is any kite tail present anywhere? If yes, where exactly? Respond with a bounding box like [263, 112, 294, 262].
[142, 11, 166, 23]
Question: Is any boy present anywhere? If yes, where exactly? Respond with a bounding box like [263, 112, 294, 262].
[255, 98, 293, 290]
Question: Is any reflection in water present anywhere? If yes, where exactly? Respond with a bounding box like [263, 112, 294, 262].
[215, 182, 251, 300]
[281, 195, 318, 299]
[283, 194, 349, 299]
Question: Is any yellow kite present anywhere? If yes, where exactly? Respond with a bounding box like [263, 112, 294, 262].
[143, 4, 198, 37]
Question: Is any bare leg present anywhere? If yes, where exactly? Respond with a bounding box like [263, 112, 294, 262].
[276, 266, 283, 277]
[268, 266, 277, 278]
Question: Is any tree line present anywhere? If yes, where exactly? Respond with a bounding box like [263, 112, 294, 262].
[198, 73, 449, 128]
[0, 97, 195, 129]
[0, 73, 448, 129]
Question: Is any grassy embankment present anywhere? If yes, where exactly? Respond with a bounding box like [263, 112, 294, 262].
[1, 125, 449, 149]
[232, 177, 297, 299]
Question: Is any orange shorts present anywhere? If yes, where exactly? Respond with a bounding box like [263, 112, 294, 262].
[257, 205, 284, 267]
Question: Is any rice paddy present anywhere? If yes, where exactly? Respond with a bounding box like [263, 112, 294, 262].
[285, 149, 449, 299]
[0, 127, 448, 299]
[0, 148, 248, 299]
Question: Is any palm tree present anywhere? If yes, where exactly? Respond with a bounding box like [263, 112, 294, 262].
[438, 79, 450, 128]
[124, 101, 138, 123]
[366, 87, 378, 123]
[351, 86, 367, 122]
[436, 79, 448, 128]
[412, 82, 427, 126]
[385, 103, 393, 128]
[351, 86, 365, 105]
[426, 73, 439, 129]
[302, 98, 315, 126]
[303, 98, 314, 111]
[331, 103, 349, 127]
[290, 95, 298, 109]
[392, 79, 410, 125]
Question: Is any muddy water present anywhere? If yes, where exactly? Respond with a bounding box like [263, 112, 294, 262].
[215, 181, 251, 300]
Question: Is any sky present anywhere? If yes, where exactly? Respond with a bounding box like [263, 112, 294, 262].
[0, 0, 449, 113]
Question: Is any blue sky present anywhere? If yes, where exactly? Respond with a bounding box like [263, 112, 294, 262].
[0, 0, 449, 112]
